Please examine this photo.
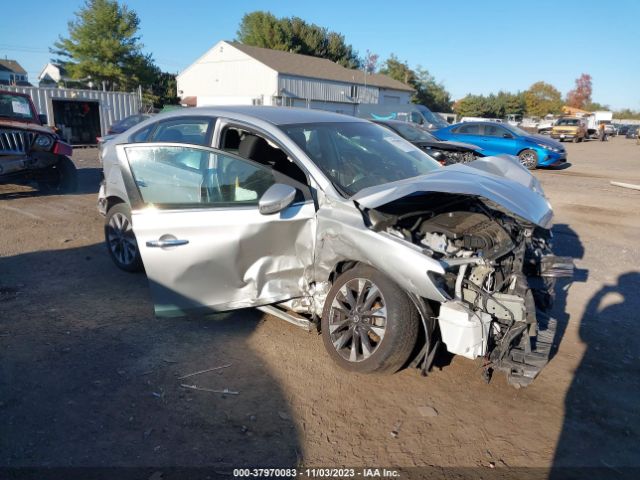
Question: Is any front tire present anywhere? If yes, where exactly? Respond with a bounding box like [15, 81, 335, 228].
[518, 149, 539, 170]
[321, 265, 419, 374]
[105, 203, 143, 272]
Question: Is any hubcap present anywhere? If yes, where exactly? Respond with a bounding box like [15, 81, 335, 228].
[107, 212, 138, 266]
[328, 278, 387, 362]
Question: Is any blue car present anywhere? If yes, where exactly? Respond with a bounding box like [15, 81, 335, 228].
[433, 122, 566, 169]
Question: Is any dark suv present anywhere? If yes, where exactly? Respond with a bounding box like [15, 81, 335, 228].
[0, 90, 76, 192]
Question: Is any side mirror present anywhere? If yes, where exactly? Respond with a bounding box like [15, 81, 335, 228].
[259, 183, 296, 215]
[502, 133, 513, 139]
[38, 114, 48, 125]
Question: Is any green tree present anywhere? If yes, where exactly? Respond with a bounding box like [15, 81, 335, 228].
[454, 94, 495, 117]
[613, 109, 640, 120]
[584, 101, 610, 112]
[379, 55, 417, 86]
[237, 11, 360, 68]
[51, 0, 155, 91]
[524, 81, 564, 117]
[380, 56, 452, 112]
[414, 67, 452, 112]
[494, 91, 525, 117]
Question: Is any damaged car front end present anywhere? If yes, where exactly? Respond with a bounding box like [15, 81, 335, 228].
[352, 166, 572, 386]
[0, 90, 76, 192]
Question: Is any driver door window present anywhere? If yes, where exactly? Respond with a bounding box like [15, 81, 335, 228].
[484, 125, 509, 137]
[124, 145, 276, 208]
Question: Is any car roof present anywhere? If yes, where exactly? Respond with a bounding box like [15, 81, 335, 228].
[453, 121, 508, 127]
[149, 105, 366, 126]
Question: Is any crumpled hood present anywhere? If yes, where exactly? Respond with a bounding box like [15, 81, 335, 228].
[352, 155, 553, 228]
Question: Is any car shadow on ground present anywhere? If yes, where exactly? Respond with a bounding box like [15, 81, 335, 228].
[541, 162, 572, 171]
[0, 167, 102, 200]
[550, 271, 640, 479]
[549, 224, 639, 478]
[0, 243, 301, 474]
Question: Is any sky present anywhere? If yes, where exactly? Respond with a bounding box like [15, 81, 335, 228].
[2, 0, 639, 110]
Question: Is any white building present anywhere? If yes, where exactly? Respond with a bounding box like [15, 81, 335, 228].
[38, 63, 67, 86]
[177, 41, 413, 114]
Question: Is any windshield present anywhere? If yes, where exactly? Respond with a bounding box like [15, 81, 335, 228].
[417, 107, 448, 129]
[505, 124, 531, 137]
[0, 93, 35, 121]
[385, 122, 437, 142]
[556, 118, 580, 126]
[282, 122, 441, 196]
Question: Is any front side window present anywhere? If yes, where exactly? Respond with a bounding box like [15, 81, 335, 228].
[124, 145, 275, 208]
[484, 125, 510, 137]
[281, 122, 440, 196]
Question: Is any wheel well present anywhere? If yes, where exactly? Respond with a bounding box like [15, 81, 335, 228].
[517, 147, 538, 156]
[328, 260, 360, 284]
[106, 196, 125, 212]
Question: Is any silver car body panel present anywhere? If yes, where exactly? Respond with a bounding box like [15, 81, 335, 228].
[114, 143, 317, 316]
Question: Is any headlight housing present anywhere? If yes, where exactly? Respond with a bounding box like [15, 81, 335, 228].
[34, 134, 54, 150]
[537, 143, 560, 153]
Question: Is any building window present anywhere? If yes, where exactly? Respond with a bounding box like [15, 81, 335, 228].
[350, 85, 358, 99]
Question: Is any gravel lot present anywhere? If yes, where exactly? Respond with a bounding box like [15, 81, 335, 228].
[1, 137, 639, 478]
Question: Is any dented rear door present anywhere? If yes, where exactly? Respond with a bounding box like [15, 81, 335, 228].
[116, 143, 315, 316]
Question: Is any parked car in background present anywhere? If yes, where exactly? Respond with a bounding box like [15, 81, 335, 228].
[107, 114, 152, 135]
[355, 104, 448, 130]
[373, 119, 485, 165]
[617, 125, 631, 136]
[0, 90, 76, 192]
[604, 124, 616, 137]
[98, 114, 153, 153]
[537, 118, 555, 135]
[98, 106, 570, 386]
[434, 121, 566, 169]
[551, 117, 587, 142]
[626, 126, 640, 139]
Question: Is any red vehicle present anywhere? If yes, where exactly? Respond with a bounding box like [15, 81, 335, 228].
[0, 90, 76, 192]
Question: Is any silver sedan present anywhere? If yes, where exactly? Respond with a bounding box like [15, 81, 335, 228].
[98, 106, 572, 386]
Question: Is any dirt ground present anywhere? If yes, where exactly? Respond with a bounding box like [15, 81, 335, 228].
[1, 137, 639, 479]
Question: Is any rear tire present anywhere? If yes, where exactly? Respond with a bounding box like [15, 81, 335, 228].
[105, 203, 143, 273]
[518, 149, 539, 170]
[321, 265, 419, 374]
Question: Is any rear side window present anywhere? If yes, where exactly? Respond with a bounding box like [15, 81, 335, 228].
[150, 118, 214, 146]
[457, 124, 481, 135]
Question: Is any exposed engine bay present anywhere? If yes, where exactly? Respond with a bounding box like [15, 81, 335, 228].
[364, 192, 573, 386]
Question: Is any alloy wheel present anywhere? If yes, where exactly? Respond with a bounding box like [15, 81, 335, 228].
[106, 212, 138, 266]
[519, 151, 537, 169]
[328, 278, 387, 362]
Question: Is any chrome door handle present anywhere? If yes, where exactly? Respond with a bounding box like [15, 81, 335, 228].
[146, 238, 189, 248]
